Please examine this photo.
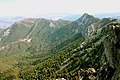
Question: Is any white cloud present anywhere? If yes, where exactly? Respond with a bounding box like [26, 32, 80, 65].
[0, 0, 120, 17]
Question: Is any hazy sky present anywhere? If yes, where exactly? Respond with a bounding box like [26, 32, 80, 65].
[0, 0, 120, 17]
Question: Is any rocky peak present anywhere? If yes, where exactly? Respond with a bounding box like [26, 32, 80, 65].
[77, 13, 100, 27]
[78, 13, 95, 21]
[81, 13, 93, 19]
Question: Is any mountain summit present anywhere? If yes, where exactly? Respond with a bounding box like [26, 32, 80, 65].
[77, 13, 100, 26]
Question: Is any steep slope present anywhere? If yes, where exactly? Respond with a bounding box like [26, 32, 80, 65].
[0, 18, 73, 80]
[0, 13, 98, 55]
[0, 13, 119, 80]
[48, 13, 99, 51]
[18, 18, 120, 80]
[47, 18, 120, 80]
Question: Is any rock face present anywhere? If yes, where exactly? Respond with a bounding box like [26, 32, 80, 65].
[78, 19, 120, 80]
[99, 23, 120, 80]
[104, 24, 120, 80]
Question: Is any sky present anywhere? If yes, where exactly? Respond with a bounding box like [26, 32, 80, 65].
[0, 0, 120, 19]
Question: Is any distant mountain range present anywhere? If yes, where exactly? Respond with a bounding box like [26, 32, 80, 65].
[0, 16, 24, 29]
[0, 13, 120, 29]
[0, 13, 120, 80]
